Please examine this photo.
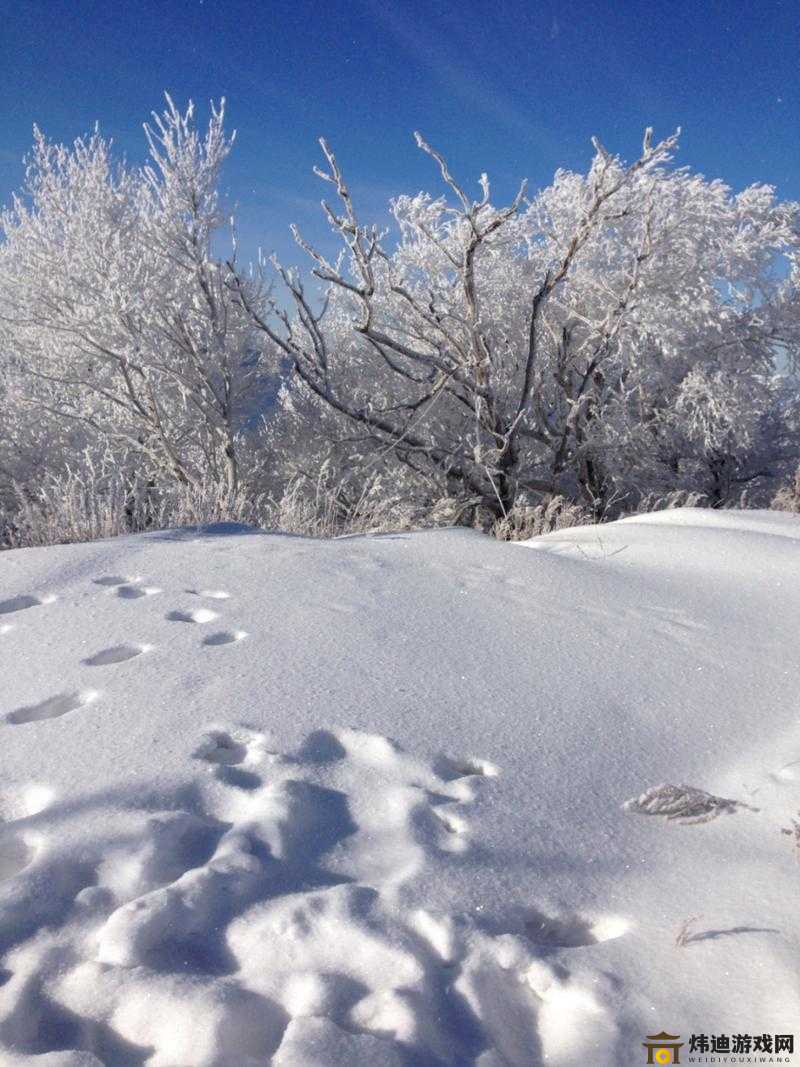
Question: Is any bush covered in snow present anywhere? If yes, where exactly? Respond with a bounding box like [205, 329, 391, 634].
[771, 466, 800, 513]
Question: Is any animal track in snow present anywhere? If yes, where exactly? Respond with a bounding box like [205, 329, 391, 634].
[202, 630, 248, 647]
[94, 809, 226, 904]
[433, 807, 470, 837]
[187, 588, 231, 600]
[524, 908, 630, 949]
[167, 608, 219, 624]
[93, 575, 141, 587]
[284, 727, 497, 872]
[434, 754, 500, 781]
[4, 724, 622, 1066]
[7, 690, 99, 725]
[193, 730, 249, 765]
[0, 594, 56, 615]
[93, 778, 358, 972]
[83, 643, 151, 666]
[191, 726, 276, 797]
[114, 584, 161, 600]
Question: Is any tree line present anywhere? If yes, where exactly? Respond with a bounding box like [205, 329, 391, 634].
[1, 98, 798, 542]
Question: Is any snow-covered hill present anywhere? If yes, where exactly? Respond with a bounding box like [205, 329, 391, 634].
[0, 510, 798, 1066]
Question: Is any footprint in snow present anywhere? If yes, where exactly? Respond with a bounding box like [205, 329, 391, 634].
[192, 725, 275, 798]
[168, 608, 219, 624]
[290, 727, 497, 859]
[42, 724, 552, 1066]
[115, 584, 161, 600]
[434, 754, 500, 781]
[83, 643, 151, 666]
[93, 575, 141, 587]
[192, 725, 274, 769]
[202, 630, 248, 647]
[187, 589, 231, 600]
[0, 594, 56, 615]
[524, 908, 630, 949]
[7, 690, 99, 725]
[432, 808, 470, 837]
[193, 730, 249, 765]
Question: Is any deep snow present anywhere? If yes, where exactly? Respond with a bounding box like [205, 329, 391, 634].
[0, 509, 798, 1065]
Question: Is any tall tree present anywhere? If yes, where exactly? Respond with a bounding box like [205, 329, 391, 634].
[0, 98, 264, 497]
[243, 129, 798, 518]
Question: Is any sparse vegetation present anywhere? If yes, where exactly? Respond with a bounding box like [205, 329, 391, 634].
[781, 814, 800, 860]
[674, 915, 703, 948]
[771, 467, 800, 514]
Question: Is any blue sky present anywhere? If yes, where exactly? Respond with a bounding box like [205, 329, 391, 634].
[1, 0, 798, 265]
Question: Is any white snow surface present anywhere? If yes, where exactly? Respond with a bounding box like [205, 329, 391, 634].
[0, 509, 798, 1066]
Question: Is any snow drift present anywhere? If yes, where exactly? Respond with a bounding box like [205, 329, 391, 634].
[0, 509, 798, 1065]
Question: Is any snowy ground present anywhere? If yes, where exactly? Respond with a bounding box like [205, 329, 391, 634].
[0, 509, 798, 1066]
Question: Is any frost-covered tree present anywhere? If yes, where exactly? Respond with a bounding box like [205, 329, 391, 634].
[2, 104, 798, 536]
[0, 97, 265, 498]
[242, 129, 799, 519]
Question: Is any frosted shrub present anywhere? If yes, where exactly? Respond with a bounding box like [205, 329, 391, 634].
[1, 468, 267, 548]
[492, 496, 593, 540]
[674, 916, 703, 948]
[628, 490, 708, 515]
[269, 473, 421, 537]
[0, 466, 424, 548]
[781, 814, 800, 861]
[154, 481, 267, 530]
[771, 467, 800, 513]
[3, 470, 132, 548]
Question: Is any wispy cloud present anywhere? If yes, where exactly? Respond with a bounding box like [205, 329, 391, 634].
[361, 0, 560, 158]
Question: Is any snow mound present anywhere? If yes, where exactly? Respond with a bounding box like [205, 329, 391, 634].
[0, 511, 799, 1064]
[0, 721, 597, 1065]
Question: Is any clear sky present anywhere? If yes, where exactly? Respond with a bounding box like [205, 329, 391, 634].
[1, 0, 798, 265]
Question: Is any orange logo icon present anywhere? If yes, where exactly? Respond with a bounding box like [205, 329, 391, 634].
[642, 1032, 685, 1064]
